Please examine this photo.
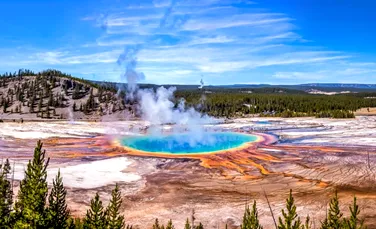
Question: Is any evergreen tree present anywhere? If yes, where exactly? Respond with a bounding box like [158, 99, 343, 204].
[46, 170, 70, 229]
[185, 218, 191, 229]
[38, 97, 43, 112]
[241, 200, 263, 229]
[106, 184, 125, 229]
[48, 92, 53, 107]
[165, 220, 174, 229]
[0, 159, 13, 228]
[3, 100, 7, 113]
[302, 216, 311, 229]
[278, 190, 302, 229]
[14, 140, 50, 228]
[195, 222, 204, 229]
[70, 218, 84, 229]
[343, 197, 365, 229]
[83, 193, 107, 229]
[326, 191, 343, 229]
[30, 95, 35, 113]
[153, 219, 164, 229]
[320, 216, 330, 229]
[72, 83, 80, 100]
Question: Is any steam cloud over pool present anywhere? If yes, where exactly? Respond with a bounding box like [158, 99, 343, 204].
[120, 132, 258, 154]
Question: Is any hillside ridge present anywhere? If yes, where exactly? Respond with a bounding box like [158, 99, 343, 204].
[0, 69, 131, 121]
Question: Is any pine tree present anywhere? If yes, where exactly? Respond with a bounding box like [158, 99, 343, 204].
[71, 218, 84, 229]
[14, 140, 50, 228]
[106, 184, 125, 229]
[302, 216, 311, 229]
[30, 95, 35, 113]
[0, 159, 13, 228]
[343, 197, 365, 229]
[46, 170, 70, 229]
[185, 218, 191, 229]
[48, 92, 53, 107]
[153, 219, 163, 229]
[320, 216, 329, 229]
[72, 83, 80, 100]
[83, 193, 107, 229]
[278, 190, 302, 229]
[195, 222, 204, 229]
[241, 200, 263, 229]
[38, 97, 43, 112]
[326, 191, 343, 229]
[165, 219, 174, 229]
[3, 100, 7, 113]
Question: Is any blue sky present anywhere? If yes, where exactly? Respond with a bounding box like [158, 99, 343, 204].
[0, 0, 375, 85]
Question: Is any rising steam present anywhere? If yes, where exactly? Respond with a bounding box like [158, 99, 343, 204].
[116, 45, 145, 101]
[137, 86, 217, 147]
[138, 86, 213, 126]
[106, 0, 219, 148]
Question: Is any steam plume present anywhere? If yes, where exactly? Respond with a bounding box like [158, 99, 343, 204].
[116, 45, 145, 101]
[137, 86, 217, 147]
[111, 0, 219, 147]
[199, 78, 204, 89]
[138, 87, 212, 126]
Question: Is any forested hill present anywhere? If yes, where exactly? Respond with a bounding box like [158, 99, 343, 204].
[0, 69, 128, 121]
[1, 69, 376, 120]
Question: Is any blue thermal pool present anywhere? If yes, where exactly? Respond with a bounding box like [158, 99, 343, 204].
[255, 121, 271, 125]
[120, 132, 259, 154]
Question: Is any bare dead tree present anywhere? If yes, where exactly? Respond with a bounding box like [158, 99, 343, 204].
[11, 160, 15, 194]
[191, 209, 195, 229]
[263, 189, 277, 229]
[0, 158, 3, 174]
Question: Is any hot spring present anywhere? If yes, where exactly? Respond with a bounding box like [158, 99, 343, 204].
[120, 132, 259, 155]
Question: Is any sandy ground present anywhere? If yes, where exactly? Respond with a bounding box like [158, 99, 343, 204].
[1, 117, 376, 228]
[356, 107, 376, 116]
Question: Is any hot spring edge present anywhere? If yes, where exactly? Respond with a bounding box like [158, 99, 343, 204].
[118, 132, 263, 155]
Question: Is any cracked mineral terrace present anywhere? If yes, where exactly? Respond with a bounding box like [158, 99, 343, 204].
[1, 116, 376, 228]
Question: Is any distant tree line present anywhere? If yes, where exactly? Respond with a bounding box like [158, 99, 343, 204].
[0, 141, 368, 228]
[175, 90, 376, 118]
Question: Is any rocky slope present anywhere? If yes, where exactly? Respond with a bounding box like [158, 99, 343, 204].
[0, 69, 132, 121]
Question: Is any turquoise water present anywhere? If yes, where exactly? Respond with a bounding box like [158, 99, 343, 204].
[120, 132, 258, 154]
[255, 121, 271, 125]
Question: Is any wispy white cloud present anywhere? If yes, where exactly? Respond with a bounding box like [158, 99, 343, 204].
[21, 50, 121, 65]
[273, 65, 376, 83]
[136, 46, 349, 73]
[1, 0, 375, 85]
[33, 51, 66, 65]
[95, 35, 145, 46]
[105, 14, 163, 27]
[153, 0, 172, 8]
[251, 32, 303, 44]
[182, 13, 291, 31]
[187, 36, 235, 45]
